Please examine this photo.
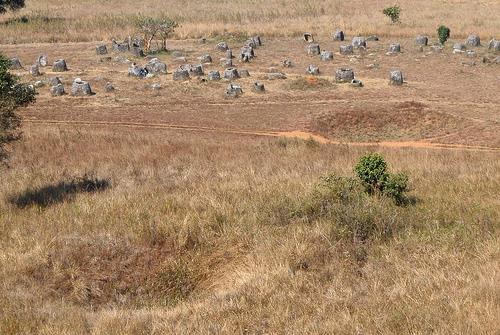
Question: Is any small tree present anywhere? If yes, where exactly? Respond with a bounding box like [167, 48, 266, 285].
[136, 16, 178, 53]
[0, 53, 36, 164]
[383, 5, 401, 23]
[157, 18, 178, 51]
[437, 25, 451, 45]
[0, 0, 25, 14]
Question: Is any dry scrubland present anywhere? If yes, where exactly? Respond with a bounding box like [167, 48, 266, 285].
[0, 0, 499, 43]
[1, 126, 499, 334]
[1, 0, 500, 334]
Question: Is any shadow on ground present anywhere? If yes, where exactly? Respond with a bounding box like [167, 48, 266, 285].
[9, 176, 111, 208]
[1, 15, 65, 26]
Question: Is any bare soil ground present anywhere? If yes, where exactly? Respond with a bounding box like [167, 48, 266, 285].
[2, 37, 499, 149]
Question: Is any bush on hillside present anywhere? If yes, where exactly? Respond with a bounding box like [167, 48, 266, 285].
[383, 5, 401, 23]
[354, 153, 388, 194]
[354, 153, 409, 204]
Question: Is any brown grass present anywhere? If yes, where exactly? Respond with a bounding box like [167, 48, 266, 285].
[0, 125, 499, 334]
[0, 0, 499, 43]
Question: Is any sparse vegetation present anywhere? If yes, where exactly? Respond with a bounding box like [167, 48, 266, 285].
[8, 174, 110, 208]
[437, 25, 451, 45]
[383, 5, 401, 23]
[135, 16, 178, 53]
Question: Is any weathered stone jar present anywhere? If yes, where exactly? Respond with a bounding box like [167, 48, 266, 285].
[307, 43, 321, 55]
[71, 78, 93, 96]
[389, 70, 404, 86]
[52, 59, 68, 72]
[335, 68, 354, 83]
[51, 83, 65, 96]
[415, 35, 428, 46]
[96, 45, 108, 55]
[332, 30, 345, 41]
[173, 68, 190, 81]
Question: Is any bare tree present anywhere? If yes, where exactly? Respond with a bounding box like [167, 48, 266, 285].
[136, 16, 178, 53]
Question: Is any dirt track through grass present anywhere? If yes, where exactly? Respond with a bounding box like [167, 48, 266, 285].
[24, 118, 500, 152]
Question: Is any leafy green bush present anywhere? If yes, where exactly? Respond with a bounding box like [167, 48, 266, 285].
[354, 153, 409, 204]
[354, 153, 388, 194]
[437, 25, 451, 45]
[383, 5, 401, 23]
[0, 52, 36, 163]
[382, 172, 409, 204]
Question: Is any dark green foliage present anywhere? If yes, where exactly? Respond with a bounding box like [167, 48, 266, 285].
[354, 153, 410, 204]
[437, 25, 451, 45]
[382, 172, 409, 204]
[354, 153, 388, 194]
[0, 52, 36, 163]
[0, 0, 25, 14]
[383, 5, 401, 23]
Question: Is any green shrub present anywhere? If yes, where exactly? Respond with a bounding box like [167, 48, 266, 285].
[437, 25, 451, 45]
[383, 5, 401, 23]
[382, 172, 409, 204]
[354, 153, 388, 194]
[354, 153, 410, 204]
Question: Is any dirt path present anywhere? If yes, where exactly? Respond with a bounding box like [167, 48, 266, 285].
[24, 118, 500, 152]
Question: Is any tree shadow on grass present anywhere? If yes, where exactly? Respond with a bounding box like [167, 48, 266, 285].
[9, 176, 111, 208]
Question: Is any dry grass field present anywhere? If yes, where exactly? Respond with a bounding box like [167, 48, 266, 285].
[0, 0, 500, 43]
[1, 1, 500, 334]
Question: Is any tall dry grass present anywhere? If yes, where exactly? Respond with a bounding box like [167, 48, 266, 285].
[0, 125, 498, 334]
[0, 0, 499, 43]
